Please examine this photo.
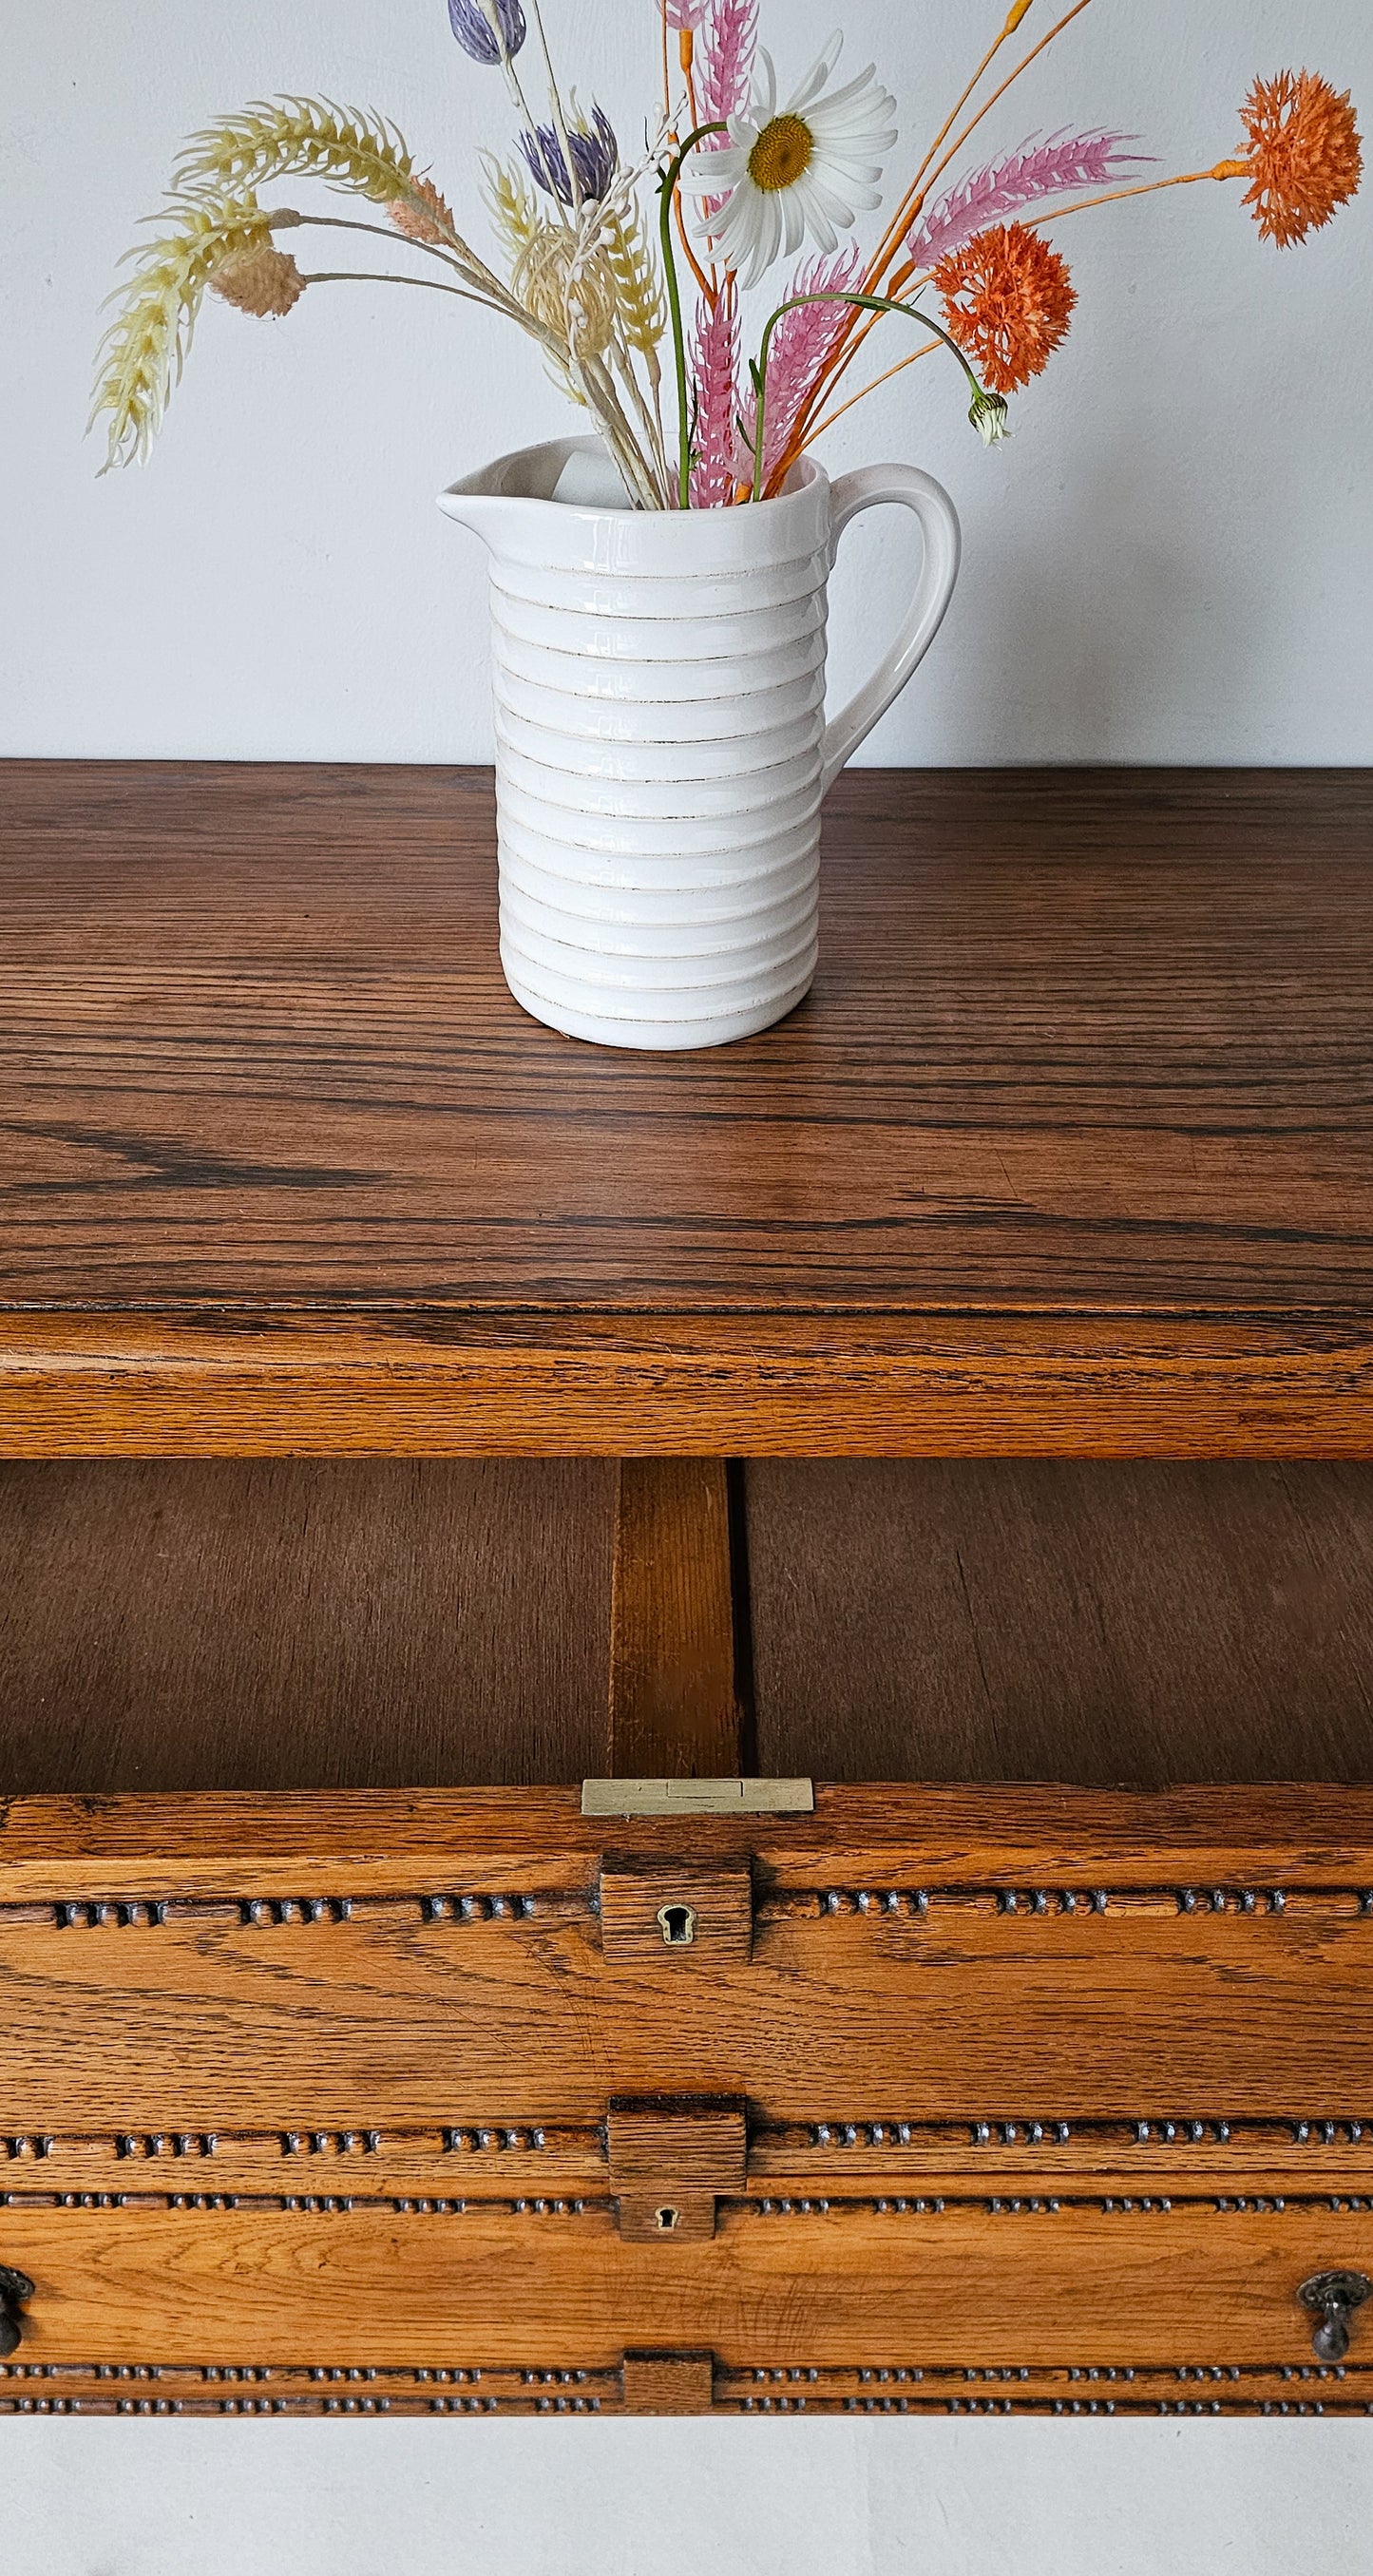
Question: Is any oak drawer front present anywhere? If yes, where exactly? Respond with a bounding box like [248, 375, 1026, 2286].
[0, 2202, 1369, 2409]
[3, 1889, 1373, 2133]
[4, 1789, 1373, 2414]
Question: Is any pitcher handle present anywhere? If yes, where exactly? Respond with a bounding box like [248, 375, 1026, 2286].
[819, 466, 962, 794]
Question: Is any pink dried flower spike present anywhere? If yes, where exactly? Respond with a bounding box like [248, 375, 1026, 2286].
[697, 0, 758, 142]
[737, 246, 863, 486]
[689, 278, 741, 507]
[906, 128, 1151, 268]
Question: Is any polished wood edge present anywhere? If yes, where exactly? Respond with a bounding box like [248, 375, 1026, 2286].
[4, 1784, 1373, 1896]
[3, 1311, 1371, 1458]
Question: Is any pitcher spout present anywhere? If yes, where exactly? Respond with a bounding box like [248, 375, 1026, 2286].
[438, 432, 633, 546]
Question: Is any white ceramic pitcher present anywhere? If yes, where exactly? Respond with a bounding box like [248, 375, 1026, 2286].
[440, 434, 960, 1050]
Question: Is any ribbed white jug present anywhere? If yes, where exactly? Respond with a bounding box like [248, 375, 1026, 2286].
[440, 435, 959, 1050]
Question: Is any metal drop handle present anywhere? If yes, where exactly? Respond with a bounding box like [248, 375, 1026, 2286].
[0, 2266, 34, 2358]
[1298, 2270, 1371, 2361]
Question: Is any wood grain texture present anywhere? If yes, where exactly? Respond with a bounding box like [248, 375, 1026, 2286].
[3, 1785, 1373, 2131]
[606, 2101, 748, 2189]
[4, 1784, 1373, 1896]
[0, 1460, 614, 1792]
[749, 1461, 1373, 1786]
[5, 763, 1372, 1457]
[621, 2352, 715, 2413]
[1, 2200, 1369, 2372]
[1, 1906, 1369, 2131]
[8, 1312, 1370, 1460]
[608, 1460, 742, 1776]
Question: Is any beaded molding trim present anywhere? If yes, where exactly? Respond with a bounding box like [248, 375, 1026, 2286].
[723, 2360, 1373, 2418]
[0, 2358, 1368, 2419]
[2, 2188, 1369, 2219]
[1, 1883, 1370, 1931]
[0, 2124, 591, 2166]
[767, 2114, 1373, 2160]
[759, 1885, 1373, 1922]
[6, 2114, 1369, 2185]
[0, 1891, 587, 1932]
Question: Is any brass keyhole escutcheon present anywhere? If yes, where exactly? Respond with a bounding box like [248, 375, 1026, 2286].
[655, 2205, 679, 2232]
[657, 1901, 696, 1948]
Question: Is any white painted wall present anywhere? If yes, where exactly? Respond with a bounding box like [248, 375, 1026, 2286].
[3, 0, 1371, 762]
[4, 2416, 1373, 2575]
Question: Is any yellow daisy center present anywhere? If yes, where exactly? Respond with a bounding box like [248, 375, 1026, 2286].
[748, 114, 814, 193]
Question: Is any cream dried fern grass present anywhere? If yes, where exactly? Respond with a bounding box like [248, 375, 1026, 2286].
[605, 203, 666, 364]
[91, 192, 277, 469]
[175, 99, 417, 208]
[172, 98, 507, 300]
[483, 156, 543, 266]
[92, 95, 673, 503]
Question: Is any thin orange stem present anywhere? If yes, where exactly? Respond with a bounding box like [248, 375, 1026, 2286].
[859, 0, 1040, 298]
[785, 0, 1095, 481]
[801, 4, 1042, 445]
[797, 336, 940, 448]
[899, 0, 1097, 248]
[661, 4, 671, 122]
[1023, 161, 1249, 224]
[679, 48, 719, 304]
[670, 48, 716, 304]
[674, 196, 715, 300]
[787, 275, 929, 439]
[789, 165, 1248, 484]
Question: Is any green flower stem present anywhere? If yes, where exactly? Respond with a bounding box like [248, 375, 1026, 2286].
[657, 122, 725, 508]
[751, 290, 989, 500]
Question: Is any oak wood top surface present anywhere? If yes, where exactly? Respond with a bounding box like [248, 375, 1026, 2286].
[3, 762, 1370, 1453]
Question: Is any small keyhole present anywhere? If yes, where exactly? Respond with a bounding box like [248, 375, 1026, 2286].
[655, 2205, 679, 2232]
[657, 1902, 696, 1947]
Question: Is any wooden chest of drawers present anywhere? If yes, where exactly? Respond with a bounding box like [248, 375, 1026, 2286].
[1, 1784, 1372, 2414]
[2, 764, 1371, 2415]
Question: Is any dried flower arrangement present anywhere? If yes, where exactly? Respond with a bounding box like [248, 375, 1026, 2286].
[92, 3, 1363, 508]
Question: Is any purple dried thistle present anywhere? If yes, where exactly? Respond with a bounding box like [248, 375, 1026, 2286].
[697, 0, 758, 143]
[448, 0, 526, 66]
[906, 128, 1152, 268]
[520, 104, 619, 204]
[737, 247, 864, 485]
[689, 281, 741, 509]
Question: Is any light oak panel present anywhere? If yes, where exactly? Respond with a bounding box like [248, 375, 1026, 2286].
[1, 1900, 1372, 2132]
[1, 2202, 1368, 2372]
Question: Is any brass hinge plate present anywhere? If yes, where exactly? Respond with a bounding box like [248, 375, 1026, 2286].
[582, 1777, 813, 1818]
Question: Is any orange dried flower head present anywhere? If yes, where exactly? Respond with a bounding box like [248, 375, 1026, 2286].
[389, 175, 456, 246]
[932, 220, 1076, 396]
[1239, 69, 1363, 247]
[210, 242, 305, 317]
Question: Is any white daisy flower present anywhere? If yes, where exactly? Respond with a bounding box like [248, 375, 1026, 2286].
[680, 34, 897, 290]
